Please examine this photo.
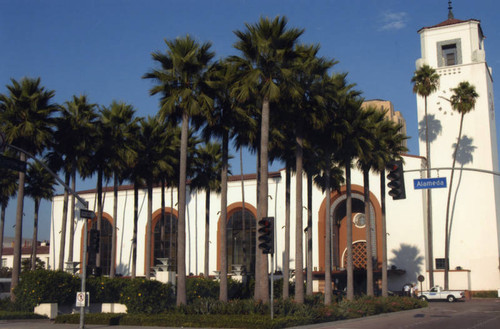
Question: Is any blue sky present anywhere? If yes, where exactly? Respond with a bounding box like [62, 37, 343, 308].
[2, 0, 499, 241]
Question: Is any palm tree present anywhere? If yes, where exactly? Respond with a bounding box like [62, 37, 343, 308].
[286, 44, 334, 303]
[444, 81, 479, 290]
[25, 160, 55, 270]
[375, 119, 407, 297]
[61, 95, 98, 265]
[232, 16, 303, 303]
[189, 142, 222, 279]
[0, 77, 57, 298]
[332, 87, 365, 301]
[0, 166, 17, 265]
[144, 35, 214, 305]
[355, 107, 384, 297]
[100, 101, 139, 278]
[135, 116, 175, 279]
[411, 64, 439, 288]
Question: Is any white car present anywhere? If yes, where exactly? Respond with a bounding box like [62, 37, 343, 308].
[418, 285, 465, 302]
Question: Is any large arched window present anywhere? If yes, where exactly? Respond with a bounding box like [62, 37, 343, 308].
[89, 218, 113, 276]
[227, 209, 256, 274]
[153, 212, 177, 269]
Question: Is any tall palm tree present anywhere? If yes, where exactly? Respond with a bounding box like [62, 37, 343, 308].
[61, 95, 98, 265]
[25, 160, 55, 270]
[444, 81, 479, 290]
[232, 16, 303, 303]
[135, 116, 175, 279]
[332, 88, 365, 301]
[0, 166, 17, 265]
[0, 77, 57, 298]
[411, 64, 439, 288]
[375, 118, 407, 297]
[144, 35, 214, 305]
[100, 101, 139, 278]
[88, 113, 114, 272]
[204, 59, 255, 301]
[189, 142, 222, 279]
[287, 44, 334, 303]
[355, 107, 383, 297]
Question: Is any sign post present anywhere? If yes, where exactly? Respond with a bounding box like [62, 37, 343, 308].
[79, 208, 94, 329]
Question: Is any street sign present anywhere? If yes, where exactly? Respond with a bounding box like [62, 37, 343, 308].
[76, 292, 89, 307]
[414, 177, 447, 189]
[0, 154, 26, 172]
[80, 209, 96, 219]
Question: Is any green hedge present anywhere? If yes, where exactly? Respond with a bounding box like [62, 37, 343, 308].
[119, 278, 175, 313]
[13, 269, 80, 311]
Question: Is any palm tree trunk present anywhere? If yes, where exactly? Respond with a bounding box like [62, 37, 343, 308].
[11, 152, 26, 301]
[31, 198, 39, 271]
[170, 187, 174, 262]
[295, 132, 304, 304]
[283, 165, 291, 299]
[219, 131, 229, 302]
[240, 147, 247, 275]
[110, 174, 118, 278]
[324, 164, 332, 304]
[131, 182, 138, 279]
[424, 96, 435, 288]
[204, 189, 210, 279]
[176, 112, 189, 306]
[0, 205, 5, 264]
[306, 172, 313, 296]
[161, 179, 166, 257]
[380, 171, 388, 297]
[255, 98, 270, 303]
[68, 171, 76, 263]
[444, 113, 465, 290]
[96, 168, 103, 268]
[364, 169, 374, 296]
[346, 162, 354, 301]
[58, 171, 70, 270]
[145, 179, 153, 279]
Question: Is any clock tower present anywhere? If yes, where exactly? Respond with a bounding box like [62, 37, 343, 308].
[415, 4, 500, 289]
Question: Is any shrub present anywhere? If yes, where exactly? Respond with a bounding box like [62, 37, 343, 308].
[472, 290, 498, 298]
[86, 276, 128, 303]
[13, 269, 79, 311]
[186, 277, 219, 302]
[119, 278, 174, 314]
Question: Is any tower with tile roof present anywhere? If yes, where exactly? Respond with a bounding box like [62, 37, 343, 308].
[414, 2, 500, 289]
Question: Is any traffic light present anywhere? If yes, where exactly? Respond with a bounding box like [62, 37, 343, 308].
[387, 160, 406, 200]
[258, 217, 274, 254]
[89, 229, 100, 254]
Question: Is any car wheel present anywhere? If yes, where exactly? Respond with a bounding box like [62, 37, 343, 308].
[447, 295, 455, 303]
[420, 296, 427, 302]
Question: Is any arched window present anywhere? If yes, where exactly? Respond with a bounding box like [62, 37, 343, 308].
[227, 209, 256, 274]
[89, 218, 112, 276]
[153, 212, 177, 269]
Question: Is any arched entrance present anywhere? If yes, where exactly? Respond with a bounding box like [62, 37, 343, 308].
[318, 185, 383, 272]
[218, 203, 257, 275]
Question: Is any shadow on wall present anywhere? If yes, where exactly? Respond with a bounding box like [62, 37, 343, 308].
[388, 243, 424, 291]
[419, 114, 442, 143]
[449, 135, 476, 247]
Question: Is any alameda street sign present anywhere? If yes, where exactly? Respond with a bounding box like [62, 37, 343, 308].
[414, 177, 447, 189]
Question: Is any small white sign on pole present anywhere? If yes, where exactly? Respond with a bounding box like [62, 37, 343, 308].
[76, 292, 89, 307]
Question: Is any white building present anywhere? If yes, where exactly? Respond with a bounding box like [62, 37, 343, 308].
[49, 9, 500, 293]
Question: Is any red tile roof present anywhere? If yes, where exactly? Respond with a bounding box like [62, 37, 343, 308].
[418, 18, 481, 33]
